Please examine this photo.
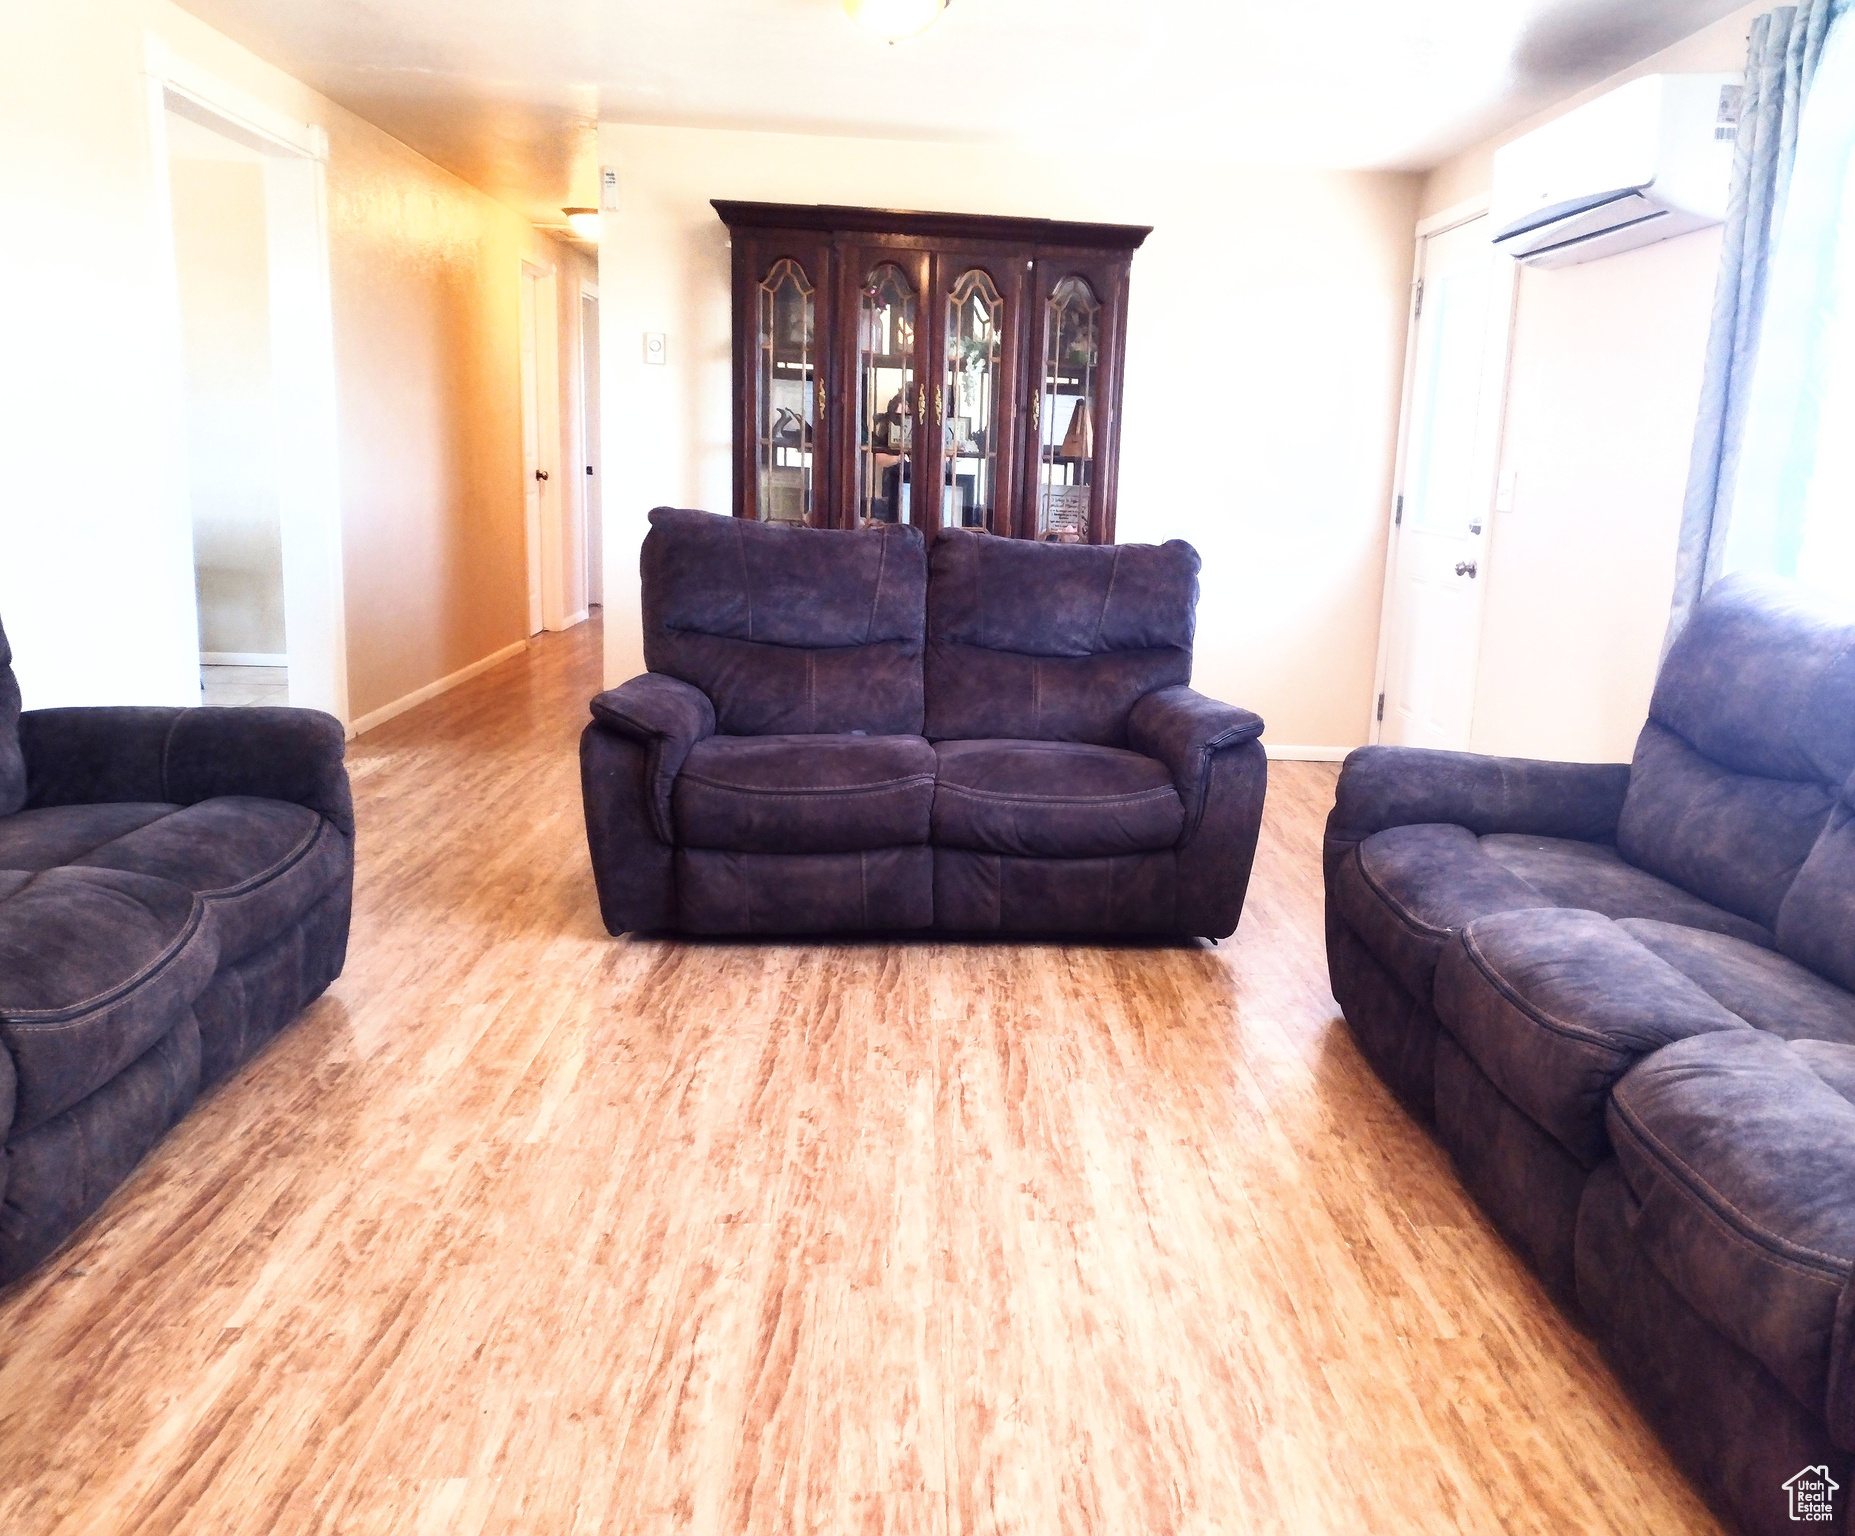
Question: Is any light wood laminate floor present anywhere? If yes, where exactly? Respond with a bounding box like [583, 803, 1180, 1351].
[200, 664, 290, 709]
[0, 619, 1720, 1534]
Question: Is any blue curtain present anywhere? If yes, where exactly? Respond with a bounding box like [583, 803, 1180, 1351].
[1726, 13, 1855, 591]
[1664, 0, 1852, 645]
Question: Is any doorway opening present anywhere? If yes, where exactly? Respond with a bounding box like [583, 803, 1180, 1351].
[149, 43, 347, 724]
[166, 111, 288, 707]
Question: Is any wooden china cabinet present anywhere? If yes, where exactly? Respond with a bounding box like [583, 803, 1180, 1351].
[717, 200, 1150, 544]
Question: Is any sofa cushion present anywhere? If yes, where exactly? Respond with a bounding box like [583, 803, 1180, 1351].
[673, 734, 935, 854]
[1608, 1030, 1855, 1423]
[640, 506, 927, 737]
[0, 866, 218, 1134]
[1618, 919, 1855, 1044]
[1617, 721, 1835, 930]
[1614, 576, 1855, 930]
[1777, 788, 1855, 996]
[1649, 574, 1855, 788]
[59, 797, 349, 968]
[1479, 833, 1775, 947]
[1331, 824, 1552, 1001]
[931, 739, 1184, 858]
[1334, 822, 1782, 1008]
[1434, 908, 1749, 1168]
[0, 612, 23, 819]
[925, 531, 1197, 745]
[0, 802, 182, 870]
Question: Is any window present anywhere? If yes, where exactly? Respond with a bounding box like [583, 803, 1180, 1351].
[1727, 17, 1855, 598]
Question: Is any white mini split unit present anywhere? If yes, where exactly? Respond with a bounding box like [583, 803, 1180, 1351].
[1491, 73, 1741, 267]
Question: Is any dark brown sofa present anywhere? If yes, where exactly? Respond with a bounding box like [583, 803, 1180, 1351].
[581, 507, 1267, 939]
[0, 613, 353, 1284]
[1325, 574, 1855, 1535]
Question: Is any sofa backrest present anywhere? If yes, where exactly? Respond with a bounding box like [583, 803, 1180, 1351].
[925, 529, 1198, 745]
[0, 613, 24, 817]
[1779, 781, 1855, 992]
[640, 506, 927, 736]
[1618, 575, 1855, 934]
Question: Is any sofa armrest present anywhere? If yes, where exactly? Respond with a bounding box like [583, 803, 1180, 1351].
[1127, 685, 1265, 840]
[587, 673, 716, 843]
[1329, 746, 1631, 852]
[19, 705, 352, 838]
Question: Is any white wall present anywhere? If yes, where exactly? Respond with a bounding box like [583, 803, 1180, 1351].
[0, 3, 201, 707]
[596, 123, 1421, 754]
[1419, 5, 1759, 762]
[170, 151, 286, 658]
[0, 0, 591, 723]
[1469, 230, 1722, 760]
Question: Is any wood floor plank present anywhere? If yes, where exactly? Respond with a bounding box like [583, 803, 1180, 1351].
[0, 618, 1721, 1534]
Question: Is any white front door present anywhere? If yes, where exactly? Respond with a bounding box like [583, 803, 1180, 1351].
[1376, 215, 1511, 749]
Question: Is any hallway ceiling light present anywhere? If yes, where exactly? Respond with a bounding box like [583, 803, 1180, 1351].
[841, 0, 947, 41]
[563, 207, 601, 240]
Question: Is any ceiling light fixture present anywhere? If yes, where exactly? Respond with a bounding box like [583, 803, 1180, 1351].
[563, 207, 601, 240]
[841, 0, 947, 41]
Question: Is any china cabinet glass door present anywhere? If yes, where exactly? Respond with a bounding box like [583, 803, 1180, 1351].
[941, 268, 1009, 533]
[1033, 275, 1100, 543]
[722, 202, 1145, 543]
[755, 256, 820, 525]
[853, 260, 925, 528]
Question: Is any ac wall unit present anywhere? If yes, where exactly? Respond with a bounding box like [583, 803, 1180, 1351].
[1491, 73, 1740, 268]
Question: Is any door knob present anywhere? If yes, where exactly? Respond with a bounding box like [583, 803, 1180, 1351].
[535, 469, 549, 482]
[1455, 560, 1478, 578]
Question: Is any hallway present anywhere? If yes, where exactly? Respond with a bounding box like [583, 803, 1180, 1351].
[0, 620, 1717, 1534]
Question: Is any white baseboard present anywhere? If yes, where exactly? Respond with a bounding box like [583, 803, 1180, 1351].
[348, 639, 529, 739]
[558, 608, 589, 629]
[201, 651, 287, 667]
[1264, 744, 1355, 762]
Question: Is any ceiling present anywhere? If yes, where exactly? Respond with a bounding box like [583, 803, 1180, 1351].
[172, 0, 1750, 231]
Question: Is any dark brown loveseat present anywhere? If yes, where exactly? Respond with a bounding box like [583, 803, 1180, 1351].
[581, 507, 1267, 939]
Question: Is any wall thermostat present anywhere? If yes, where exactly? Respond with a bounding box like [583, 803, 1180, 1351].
[600, 166, 620, 212]
[643, 332, 667, 366]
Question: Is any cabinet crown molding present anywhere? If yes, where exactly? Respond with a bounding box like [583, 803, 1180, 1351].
[713, 200, 1152, 252]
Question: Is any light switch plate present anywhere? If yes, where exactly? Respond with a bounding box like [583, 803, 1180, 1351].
[1495, 468, 1520, 513]
[643, 332, 667, 366]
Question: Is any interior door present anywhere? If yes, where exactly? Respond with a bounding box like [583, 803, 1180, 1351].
[1376, 216, 1509, 748]
[580, 290, 602, 607]
[518, 264, 546, 636]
